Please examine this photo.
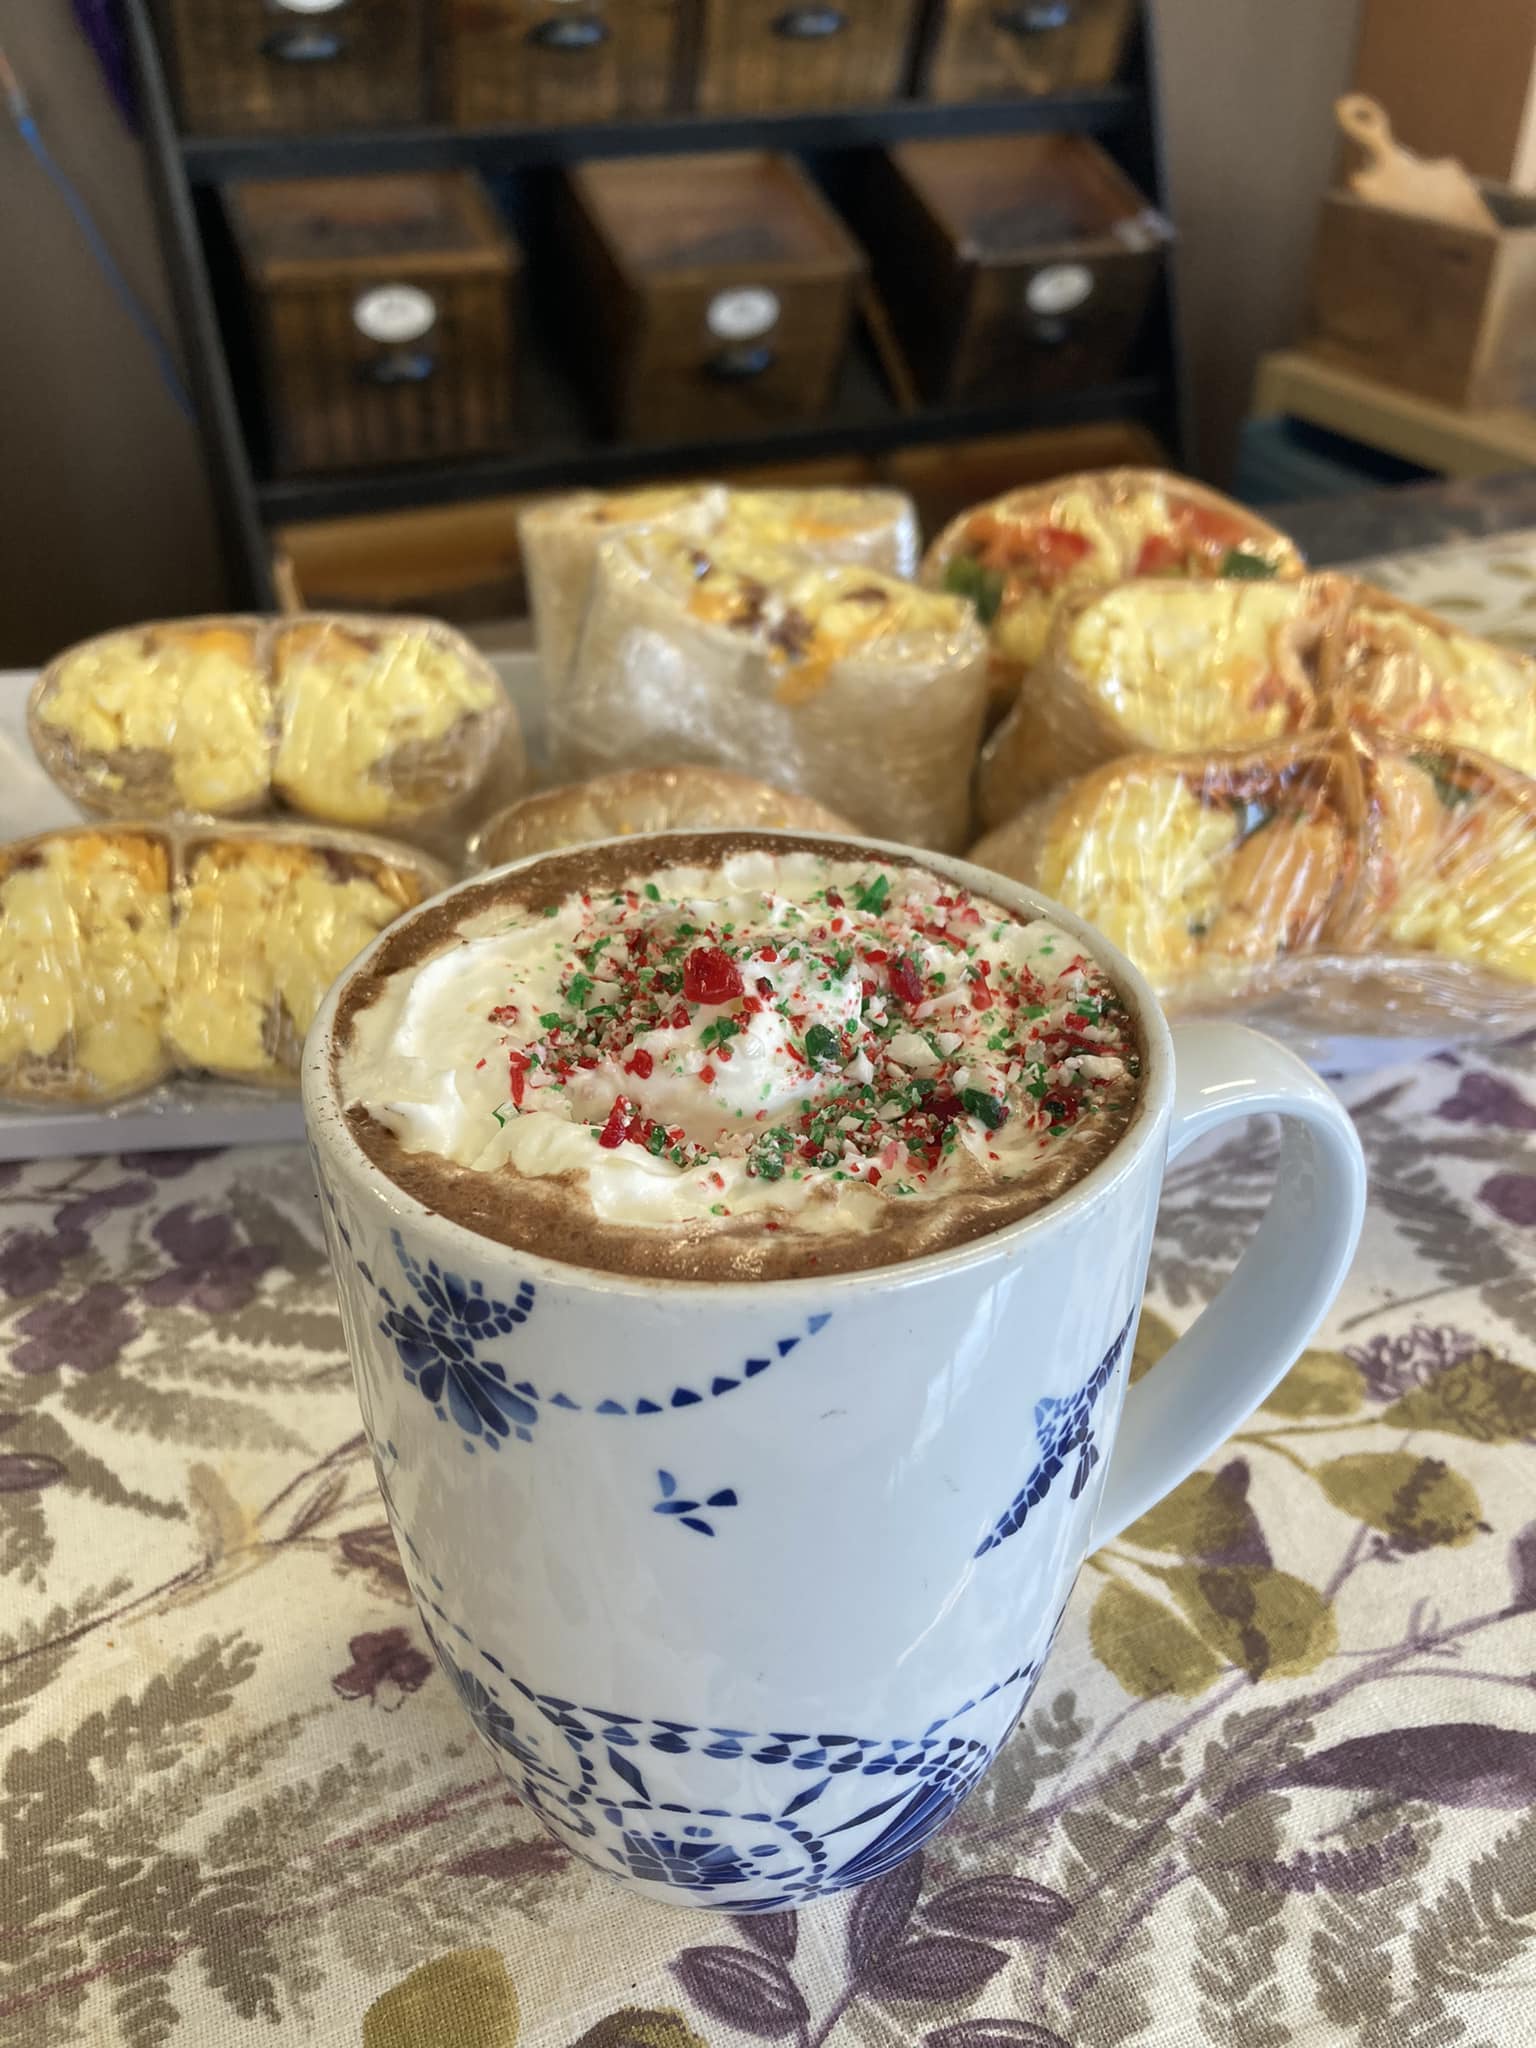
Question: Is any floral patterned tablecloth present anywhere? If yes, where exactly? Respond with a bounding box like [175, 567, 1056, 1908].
[4, 1037, 1536, 2048]
[7, 523, 1536, 2047]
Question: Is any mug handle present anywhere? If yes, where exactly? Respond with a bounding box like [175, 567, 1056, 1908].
[1091, 1021, 1367, 1545]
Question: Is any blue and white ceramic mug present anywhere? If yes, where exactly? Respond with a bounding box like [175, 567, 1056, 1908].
[302, 837, 1366, 1910]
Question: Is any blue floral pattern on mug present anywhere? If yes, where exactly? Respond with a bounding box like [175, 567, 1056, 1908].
[377, 1230, 538, 1449]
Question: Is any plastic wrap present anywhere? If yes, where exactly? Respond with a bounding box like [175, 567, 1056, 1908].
[467, 764, 855, 869]
[977, 573, 1347, 828]
[0, 822, 447, 1107]
[521, 484, 921, 701]
[553, 530, 989, 851]
[968, 726, 1536, 1047]
[29, 612, 520, 837]
[978, 574, 1536, 834]
[922, 469, 1305, 713]
[1330, 582, 1536, 777]
[519, 487, 729, 701]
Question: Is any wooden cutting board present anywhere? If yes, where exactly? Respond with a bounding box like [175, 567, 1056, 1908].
[1337, 93, 1499, 233]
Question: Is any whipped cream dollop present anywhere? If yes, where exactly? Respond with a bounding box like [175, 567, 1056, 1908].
[342, 849, 1140, 1239]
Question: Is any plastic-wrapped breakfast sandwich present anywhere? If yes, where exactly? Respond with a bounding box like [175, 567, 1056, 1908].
[29, 614, 516, 836]
[268, 616, 513, 830]
[1330, 584, 1536, 779]
[922, 470, 1304, 712]
[977, 575, 1346, 827]
[972, 735, 1356, 1004]
[27, 621, 272, 817]
[0, 823, 446, 1107]
[519, 483, 919, 697]
[553, 530, 989, 851]
[0, 829, 176, 1105]
[164, 829, 446, 1084]
[468, 765, 855, 868]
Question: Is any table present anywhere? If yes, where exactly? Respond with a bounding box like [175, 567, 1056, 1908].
[7, 520, 1536, 2045]
[4, 1040, 1536, 2048]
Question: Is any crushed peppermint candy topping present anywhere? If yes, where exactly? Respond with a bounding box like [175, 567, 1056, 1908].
[345, 849, 1139, 1238]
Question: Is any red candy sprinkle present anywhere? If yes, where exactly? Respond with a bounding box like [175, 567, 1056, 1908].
[683, 946, 744, 1006]
[700, 1063, 716, 1084]
[624, 1048, 654, 1079]
[888, 956, 925, 1006]
[755, 976, 774, 997]
[597, 1099, 627, 1149]
[507, 1049, 529, 1107]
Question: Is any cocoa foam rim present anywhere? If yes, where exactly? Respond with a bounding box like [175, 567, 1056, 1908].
[303, 828, 1173, 1296]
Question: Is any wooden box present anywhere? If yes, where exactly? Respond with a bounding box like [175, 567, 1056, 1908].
[562, 153, 866, 444]
[921, 0, 1136, 104]
[853, 135, 1166, 404]
[438, 1, 685, 128]
[1306, 186, 1536, 409]
[228, 173, 521, 475]
[157, 0, 427, 135]
[694, 1, 922, 113]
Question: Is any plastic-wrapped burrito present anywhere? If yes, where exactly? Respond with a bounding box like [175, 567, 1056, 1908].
[1339, 732, 1536, 987]
[977, 575, 1346, 828]
[520, 483, 920, 699]
[0, 822, 447, 1107]
[970, 735, 1358, 1005]
[1332, 583, 1536, 778]
[970, 728, 1536, 1042]
[923, 469, 1304, 713]
[468, 765, 855, 869]
[556, 531, 990, 851]
[519, 487, 729, 700]
[30, 613, 517, 838]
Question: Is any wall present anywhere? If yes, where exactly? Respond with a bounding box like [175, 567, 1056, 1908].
[1154, 0, 1364, 482]
[1353, 0, 1536, 189]
[0, 0, 226, 670]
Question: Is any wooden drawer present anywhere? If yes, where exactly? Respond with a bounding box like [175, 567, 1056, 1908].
[157, 0, 427, 134]
[562, 153, 866, 444]
[694, 1, 922, 112]
[438, 1, 685, 127]
[852, 135, 1166, 404]
[229, 173, 521, 475]
[921, 0, 1136, 103]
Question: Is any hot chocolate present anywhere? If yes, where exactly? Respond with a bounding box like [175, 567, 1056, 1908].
[332, 832, 1144, 1280]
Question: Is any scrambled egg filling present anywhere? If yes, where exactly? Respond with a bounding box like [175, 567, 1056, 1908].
[1345, 606, 1536, 780]
[1034, 773, 1239, 988]
[1377, 756, 1536, 984]
[38, 626, 271, 813]
[164, 842, 418, 1078]
[0, 833, 173, 1096]
[1030, 765, 1346, 996]
[1066, 582, 1320, 751]
[272, 623, 501, 826]
[661, 536, 970, 703]
[718, 489, 909, 568]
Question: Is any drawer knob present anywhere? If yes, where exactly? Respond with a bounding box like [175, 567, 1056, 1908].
[993, 1, 1075, 34]
[528, 15, 611, 51]
[705, 343, 777, 380]
[262, 25, 348, 61]
[773, 7, 848, 39]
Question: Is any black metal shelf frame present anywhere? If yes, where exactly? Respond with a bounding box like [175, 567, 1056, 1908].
[124, 0, 1187, 610]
